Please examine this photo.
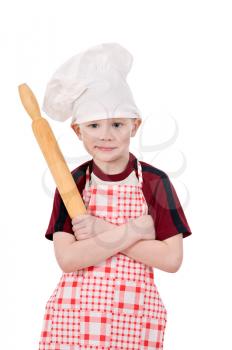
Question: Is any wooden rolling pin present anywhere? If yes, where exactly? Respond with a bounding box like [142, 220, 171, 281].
[18, 83, 87, 218]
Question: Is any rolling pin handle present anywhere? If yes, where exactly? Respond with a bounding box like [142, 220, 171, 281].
[18, 83, 42, 121]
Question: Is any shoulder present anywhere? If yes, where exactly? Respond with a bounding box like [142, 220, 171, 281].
[70, 158, 91, 180]
[136, 159, 173, 209]
[139, 159, 170, 190]
[140, 159, 168, 178]
[70, 158, 92, 189]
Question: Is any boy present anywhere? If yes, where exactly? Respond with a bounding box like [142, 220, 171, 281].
[39, 42, 192, 350]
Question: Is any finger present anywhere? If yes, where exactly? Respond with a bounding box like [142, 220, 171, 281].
[72, 217, 85, 225]
[72, 225, 86, 234]
[76, 227, 89, 236]
[76, 230, 91, 239]
[72, 214, 90, 225]
[72, 217, 79, 225]
[77, 214, 90, 221]
[74, 233, 79, 241]
[77, 233, 91, 240]
[72, 223, 87, 232]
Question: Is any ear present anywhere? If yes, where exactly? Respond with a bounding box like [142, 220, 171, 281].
[131, 118, 142, 137]
[71, 123, 82, 140]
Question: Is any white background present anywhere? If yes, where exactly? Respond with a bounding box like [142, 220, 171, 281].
[1, 0, 231, 349]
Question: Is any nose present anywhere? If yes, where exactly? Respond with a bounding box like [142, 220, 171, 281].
[99, 123, 113, 141]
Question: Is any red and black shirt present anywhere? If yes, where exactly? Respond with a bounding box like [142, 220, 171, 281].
[45, 152, 192, 241]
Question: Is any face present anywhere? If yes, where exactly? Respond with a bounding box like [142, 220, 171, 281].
[71, 117, 141, 165]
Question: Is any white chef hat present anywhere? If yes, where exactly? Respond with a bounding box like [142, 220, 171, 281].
[42, 42, 142, 126]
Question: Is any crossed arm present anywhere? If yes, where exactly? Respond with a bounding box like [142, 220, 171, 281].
[120, 233, 183, 273]
[53, 220, 183, 274]
[88, 219, 183, 273]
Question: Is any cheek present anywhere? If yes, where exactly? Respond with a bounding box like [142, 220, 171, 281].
[83, 129, 99, 140]
[114, 130, 131, 143]
[81, 133, 98, 153]
[81, 130, 95, 142]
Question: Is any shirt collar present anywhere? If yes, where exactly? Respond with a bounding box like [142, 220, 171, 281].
[89, 152, 138, 181]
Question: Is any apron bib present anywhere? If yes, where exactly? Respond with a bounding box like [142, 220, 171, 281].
[39, 159, 167, 350]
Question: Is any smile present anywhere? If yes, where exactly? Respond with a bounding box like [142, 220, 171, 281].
[96, 147, 116, 151]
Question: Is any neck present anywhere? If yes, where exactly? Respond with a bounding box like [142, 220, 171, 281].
[93, 153, 130, 175]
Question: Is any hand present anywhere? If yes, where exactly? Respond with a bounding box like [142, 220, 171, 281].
[128, 215, 156, 241]
[71, 214, 115, 240]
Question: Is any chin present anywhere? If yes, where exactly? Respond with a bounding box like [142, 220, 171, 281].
[94, 148, 121, 160]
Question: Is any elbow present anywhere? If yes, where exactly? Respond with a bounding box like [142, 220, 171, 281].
[53, 232, 83, 273]
[57, 257, 70, 273]
[62, 257, 76, 273]
[169, 254, 183, 273]
[62, 262, 72, 273]
[62, 256, 83, 273]
[55, 253, 75, 273]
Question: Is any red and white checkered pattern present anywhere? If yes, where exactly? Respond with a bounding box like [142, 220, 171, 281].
[140, 317, 167, 350]
[80, 275, 115, 312]
[111, 313, 142, 349]
[54, 277, 82, 310]
[113, 279, 145, 316]
[38, 160, 167, 349]
[143, 283, 168, 321]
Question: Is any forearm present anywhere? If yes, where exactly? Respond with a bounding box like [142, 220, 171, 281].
[65, 222, 139, 272]
[120, 239, 177, 273]
[99, 220, 177, 272]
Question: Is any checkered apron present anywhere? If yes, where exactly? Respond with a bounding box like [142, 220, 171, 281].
[38, 159, 167, 350]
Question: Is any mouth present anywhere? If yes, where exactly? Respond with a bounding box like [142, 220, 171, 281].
[95, 146, 116, 151]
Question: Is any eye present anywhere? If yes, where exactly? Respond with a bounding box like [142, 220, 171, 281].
[113, 122, 123, 128]
[88, 123, 98, 128]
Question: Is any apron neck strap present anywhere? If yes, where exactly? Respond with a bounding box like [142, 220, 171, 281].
[85, 157, 143, 187]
